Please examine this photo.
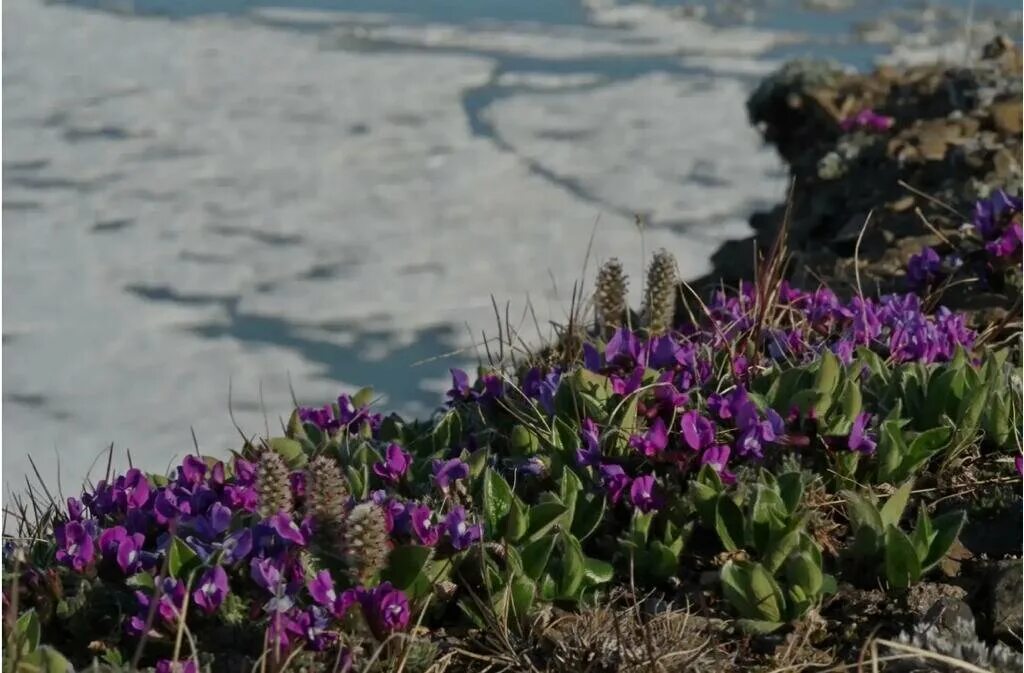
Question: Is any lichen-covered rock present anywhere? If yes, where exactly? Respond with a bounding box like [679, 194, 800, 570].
[989, 559, 1023, 641]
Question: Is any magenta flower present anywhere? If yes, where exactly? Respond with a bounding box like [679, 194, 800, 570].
[907, 247, 943, 289]
[55, 521, 94, 572]
[680, 411, 715, 451]
[99, 526, 146, 574]
[599, 464, 632, 505]
[155, 660, 198, 673]
[444, 507, 482, 550]
[268, 512, 307, 546]
[432, 459, 470, 493]
[606, 327, 643, 367]
[700, 444, 735, 484]
[848, 413, 877, 454]
[407, 504, 440, 546]
[177, 455, 207, 487]
[985, 222, 1022, 259]
[447, 368, 473, 401]
[373, 443, 412, 483]
[359, 582, 410, 637]
[575, 418, 603, 468]
[839, 108, 894, 132]
[1015, 455, 1023, 477]
[628, 475, 663, 513]
[629, 417, 669, 458]
[193, 565, 229, 615]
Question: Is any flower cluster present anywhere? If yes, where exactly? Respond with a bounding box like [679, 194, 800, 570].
[839, 108, 894, 133]
[907, 191, 1023, 291]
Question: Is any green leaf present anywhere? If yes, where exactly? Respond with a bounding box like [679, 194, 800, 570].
[879, 481, 913, 529]
[582, 557, 614, 585]
[557, 532, 585, 598]
[432, 412, 459, 453]
[630, 510, 655, 547]
[483, 469, 514, 534]
[715, 496, 746, 552]
[644, 541, 680, 580]
[884, 527, 922, 589]
[521, 535, 556, 580]
[126, 573, 156, 590]
[921, 510, 966, 571]
[352, 386, 375, 410]
[777, 472, 805, 515]
[559, 468, 583, 527]
[570, 492, 606, 542]
[268, 437, 307, 469]
[383, 545, 432, 591]
[843, 490, 883, 558]
[509, 576, 536, 625]
[720, 561, 784, 622]
[505, 497, 530, 543]
[761, 523, 802, 574]
[167, 537, 200, 580]
[911, 507, 933, 561]
[751, 486, 788, 552]
[876, 420, 908, 483]
[14, 609, 40, 654]
[785, 550, 824, 597]
[814, 350, 841, 398]
[840, 378, 863, 426]
[18, 646, 74, 673]
[510, 425, 540, 455]
[524, 502, 568, 543]
[901, 426, 952, 478]
[466, 446, 490, 479]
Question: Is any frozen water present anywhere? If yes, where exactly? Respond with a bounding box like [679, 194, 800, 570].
[9, 0, 1010, 498]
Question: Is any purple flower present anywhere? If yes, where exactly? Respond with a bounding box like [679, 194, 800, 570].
[432, 459, 469, 493]
[55, 521, 94, 572]
[523, 367, 561, 415]
[444, 507, 482, 550]
[628, 475, 663, 513]
[251, 557, 295, 614]
[599, 464, 631, 505]
[155, 660, 198, 673]
[973, 189, 1022, 240]
[177, 455, 207, 487]
[359, 582, 410, 637]
[373, 443, 412, 483]
[839, 108, 894, 132]
[407, 504, 440, 546]
[629, 417, 669, 458]
[307, 570, 339, 608]
[611, 366, 645, 397]
[268, 512, 307, 546]
[153, 487, 191, 525]
[1015, 455, 1023, 477]
[986, 221, 1023, 259]
[575, 418, 602, 468]
[848, 413, 877, 454]
[100, 526, 146, 574]
[680, 411, 715, 451]
[292, 606, 337, 651]
[447, 368, 473, 401]
[700, 444, 735, 484]
[645, 335, 687, 369]
[66, 497, 85, 521]
[193, 565, 229, 615]
[907, 247, 943, 289]
[606, 328, 643, 368]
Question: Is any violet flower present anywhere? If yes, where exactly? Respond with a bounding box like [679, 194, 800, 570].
[268, 512, 307, 546]
[628, 475, 663, 513]
[193, 565, 229, 615]
[680, 411, 715, 451]
[985, 221, 1022, 259]
[575, 418, 602, 468]
[606, 328, 643, 368]
[177, 455, 207, 487]
[906, 247, 942, 289]
[251, 557, 295, 614]
[839, 108, 894, 132]
[848, 413, 877, 454]
[629, 417, 669, 458]
[155, 660, 198, 673]
[373, 443, 412, 483]
[599, 464, 631, 505]
[447, 368, 473, 402]
[700, 444, 736, 484]
[432, 458, 469, 494]
[55, 521, 94, 572]
[406, 504, 440, 546]
[359, 582, 410, 636]
[444, 507, 482, 551]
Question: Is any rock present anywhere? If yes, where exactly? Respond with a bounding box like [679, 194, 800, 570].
[907, 582, 967, 616]
[989, 560, 1023, 641]
[990, 101, 1023, 135]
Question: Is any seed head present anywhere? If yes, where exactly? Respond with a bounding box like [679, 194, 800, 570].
[256, 450, 292, 518]
[594, 258, 629, 330]
[305, 455, 350, 549]
[643, 249, 677, 334]
[339, 502, 390, 582]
